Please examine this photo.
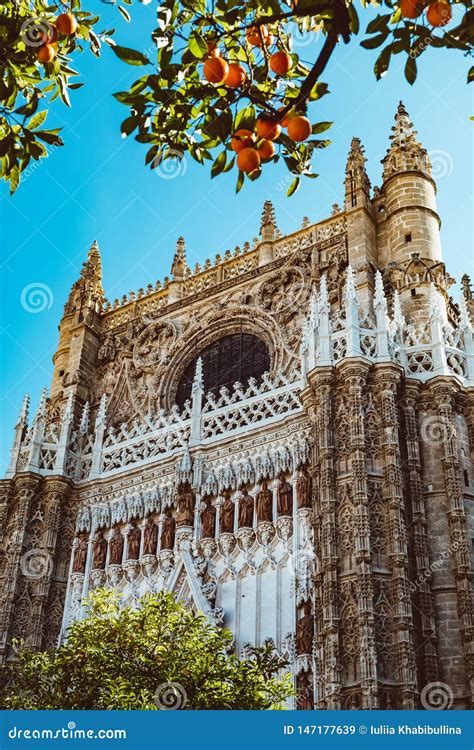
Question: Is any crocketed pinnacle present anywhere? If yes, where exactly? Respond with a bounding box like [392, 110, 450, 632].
[382, 101, 431, 181]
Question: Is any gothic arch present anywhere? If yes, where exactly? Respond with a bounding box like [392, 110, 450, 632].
[158, 305, 286, 410]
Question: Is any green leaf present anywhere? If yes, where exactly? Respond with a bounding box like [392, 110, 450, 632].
[121, 116, 138, 136]
[405, 55, 417, 85]
[188, 31, 207, 59]
[236, 170, 244, 193]
[234, 106, 256, 132]
[111, 45, 151, 66]
[312, 121, 332, 134]
[468, 66, 474, 83]
[28, 110, 48, 130]
[361, 32, 389, 49]
[287, 177, 300, 197]
[211, 150, 227, 178]
[9, 165, 20, 195]
[118, 6, 131, 22]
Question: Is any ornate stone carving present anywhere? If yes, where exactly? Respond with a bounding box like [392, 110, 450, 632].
[72, 532, 88, 574]
[256, 481, 273, 523]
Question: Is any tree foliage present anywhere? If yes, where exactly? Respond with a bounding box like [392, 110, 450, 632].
[1, 0, 472, 195]
[0, 589, 293, 710]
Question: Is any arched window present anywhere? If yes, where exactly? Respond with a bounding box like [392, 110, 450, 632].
[175, 333, 270, 408]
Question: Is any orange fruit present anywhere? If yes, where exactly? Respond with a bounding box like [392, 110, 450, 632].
[257, 139, 276, 159]
[207, 40, 220, 57]
[39, 24, 58, 44]
[246, 25, 269, 47]
[278, 106, 294, 127]
[287, 115, 311, 142]
[37, 43, 56, 62]
[256, 118, 281, 141]
[225, 63, 246, 88]
[270, 51, 293, 76]
[231, 129, 255, 153]
[426, 0, 452, 25]
[56, 12, 77, 35]
[203, 56, 229, 84]
[237, 147, 261, 174]
[399, 0, 423, 16]
[264, 34, 274, 48]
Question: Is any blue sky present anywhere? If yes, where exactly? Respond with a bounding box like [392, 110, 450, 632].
[1, 3, 473, 472]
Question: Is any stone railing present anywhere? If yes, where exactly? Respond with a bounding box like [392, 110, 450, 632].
[301, 269, 474, 386]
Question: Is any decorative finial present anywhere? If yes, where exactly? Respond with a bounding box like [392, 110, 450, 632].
[345, 137, 370, 205]
[180, 442, 192, 473]
[459, 294, 472, 331]
[393, 290, 405, 327]
[171, 236, 187, 279]
[344, 265, 356, 305]
[374, 270, 387, 311]
[35, 387, 48, 421]
[382, 102, 431, 180]
[95, 394, 107, 428]
[318, 274, 329, 310]
[79, 402, 90, 434]
[61, 391, 74, 424]
[18, 394, 30, 426]
[192, 357, 204, 393]
[260, 200, 277, 241]
[461, 274, 473, 301]
[429, 282, 442, 319]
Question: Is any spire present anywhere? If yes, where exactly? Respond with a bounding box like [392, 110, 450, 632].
[171, 236, 187, 279]
[260, 200, 277, 241]
[95, 393, 107, 428]
[65, 241, 104, 315]
[18, 394, 30, 427]
[34, 388, 48, 423]
[79, 401, 90, 434]
[192, 357, 204, 393]
[459, 294, 472, 331]
[393, 290, 405, 330]
[344, 265, 357, 306]
[61, 390, 74, 425]
[374, 270, 387, 313]
[461, 274, 473, 301]
[382, 101, 431, 182]
[344, 137, 370, 208]
[318, 274, 329, 312]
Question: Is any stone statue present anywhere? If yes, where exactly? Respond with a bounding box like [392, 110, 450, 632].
[296, 465, 312, 509]
[201, 497, 216, 539]
[92, 529, 107, 570]
[73, 532, 88, 574]
[277, 473, 293, 516]
[296, 600, 313, 655]
[297, 671, 314, 710]
[109, 526, 124, 565]
[127, 520, 141, 560]
[161, 509, 175, 550]
[256, 481, 273, 523]
[239, 491, 254, 528]
[176, 482, 195, 527]
[220, 491, 234, 533]
[143, 517, 158, 555]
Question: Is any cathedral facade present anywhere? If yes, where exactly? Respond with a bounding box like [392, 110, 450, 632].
[1, 103, 473, 710]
